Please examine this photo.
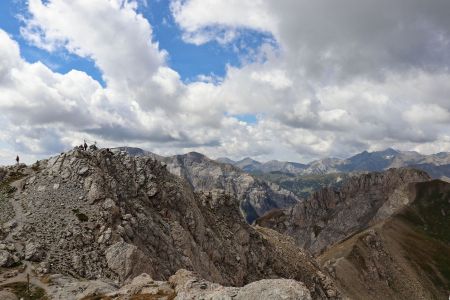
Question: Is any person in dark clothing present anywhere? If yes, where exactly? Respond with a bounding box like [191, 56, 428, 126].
[83, 140, 88, 151]
[16, 155, 19, 164]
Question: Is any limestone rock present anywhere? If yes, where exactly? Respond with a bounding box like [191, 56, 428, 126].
[78, 166, 89, 176]
[235, 279, 312, 300]
[105, 242, 153, 282]
[47, 274, 117, 300]
[0, 250, 14, 267]
[25, 241, 45, 262]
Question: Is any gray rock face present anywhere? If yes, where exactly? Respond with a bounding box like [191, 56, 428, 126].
[235, 279, 312, 300]
[25, 241, 45, 262]
[0, 249, 13, 267]
[257, 168, 431, 254]
[105, 241, 153, 282]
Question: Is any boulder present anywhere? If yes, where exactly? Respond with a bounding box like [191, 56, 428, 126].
[25, 241, 45, 262]
[105, 242, 153, 282]
[78, 167, 89, 176]
[0, 250, 14, 267]
[235, 279, 312, 300]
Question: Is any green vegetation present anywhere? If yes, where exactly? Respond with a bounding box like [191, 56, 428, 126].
[406, 180, 450, 243]
[0, 282, 47, 300]
[253, 172, 350, 198]
[72, 209, 89, 222]
[399, 180, 450, 289]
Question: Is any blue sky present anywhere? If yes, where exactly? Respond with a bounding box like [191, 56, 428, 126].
[0, 0, 267, 125]
[0, 0, 105, 84]
[0, 0, 270, 86]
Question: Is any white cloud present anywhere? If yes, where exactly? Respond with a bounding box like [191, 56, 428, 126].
[170, 0, 276, 45]
[1, 0, 450, 165]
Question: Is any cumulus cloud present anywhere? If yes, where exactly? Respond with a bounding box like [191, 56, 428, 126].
[0, 0, 260, 164]
[170, 0, 450, 159]
[1, 0, 450, 165]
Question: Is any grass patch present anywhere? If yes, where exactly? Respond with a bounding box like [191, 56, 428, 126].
[0, 282, 47, 300]
[397, 180, 450, 289]
[72, 209, 89, 222]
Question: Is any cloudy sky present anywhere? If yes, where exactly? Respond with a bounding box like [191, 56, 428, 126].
[0, 0, 450, 165]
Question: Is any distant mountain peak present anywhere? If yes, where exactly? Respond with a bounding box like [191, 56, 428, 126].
[216, 157, 236, 165]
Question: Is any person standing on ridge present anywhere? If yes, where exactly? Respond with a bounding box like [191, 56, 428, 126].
[84, 140, 88, 151]
[16, 155, 19, 165]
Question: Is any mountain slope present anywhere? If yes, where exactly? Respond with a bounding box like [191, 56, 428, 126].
[0, 148, 339, 299]
[318, 180, 450, 299]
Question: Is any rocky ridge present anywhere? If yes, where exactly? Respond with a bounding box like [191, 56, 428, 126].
[256, 168, 431, 254]
[0, 148, 340, 299]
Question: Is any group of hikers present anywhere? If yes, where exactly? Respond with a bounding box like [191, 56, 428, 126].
[79, 140, 89, 151]
[14, 140, 116, 165]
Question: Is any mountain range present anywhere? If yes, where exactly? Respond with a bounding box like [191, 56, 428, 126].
[218, 148, 450, 179]
[0, 146, 449, 299]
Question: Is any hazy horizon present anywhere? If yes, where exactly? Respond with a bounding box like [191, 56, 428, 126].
[1, 145, 449, 167]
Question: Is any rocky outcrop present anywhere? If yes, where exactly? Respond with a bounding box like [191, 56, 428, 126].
[105, 241, 153, 282]
[0, 148, 339, 299]
[257, 168, 430, 254]
[0, 250, 14, 267]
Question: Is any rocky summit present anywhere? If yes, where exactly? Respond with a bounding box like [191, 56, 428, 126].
[0, 148, 339, 299]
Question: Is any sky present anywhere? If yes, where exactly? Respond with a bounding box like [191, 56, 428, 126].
[0, 0, 450, 165]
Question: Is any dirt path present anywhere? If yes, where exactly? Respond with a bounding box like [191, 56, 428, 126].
[4, 181, 27, 253]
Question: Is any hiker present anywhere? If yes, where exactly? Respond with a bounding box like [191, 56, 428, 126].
[83, 140, 88, 151]
[16, 155, 19, 164]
